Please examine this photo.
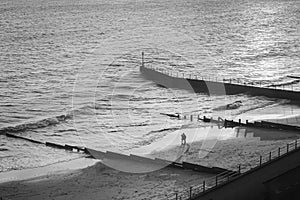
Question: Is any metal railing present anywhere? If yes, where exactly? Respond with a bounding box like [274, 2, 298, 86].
[143, 65, 300, 92]
[167, 139, 300, 200]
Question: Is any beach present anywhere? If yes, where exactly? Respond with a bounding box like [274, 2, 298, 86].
[0, 157, 214, 200]
[0, 0, 299, 199]
[1, 125, 299, 200]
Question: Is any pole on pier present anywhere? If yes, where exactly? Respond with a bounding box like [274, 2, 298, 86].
[190, 186, 192, 198]
[141, 52, 144, 68]
[238, 164, 241, 174]
[296, 140, 298, 149]
[269, 152, 272, 161]
[190, 115, 193, 121]
[278, 147, 281, 157]
[287, 144, 289, 152]
[175, 193, 178, 200]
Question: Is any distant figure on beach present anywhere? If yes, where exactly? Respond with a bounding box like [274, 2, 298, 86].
[181, 133, 186, 145]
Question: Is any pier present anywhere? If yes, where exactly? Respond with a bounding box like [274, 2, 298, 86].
[140, 52, 300, 101]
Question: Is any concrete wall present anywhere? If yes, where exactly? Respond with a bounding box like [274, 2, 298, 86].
[140, 66, 300, 101]
[192, 148, 300, 200]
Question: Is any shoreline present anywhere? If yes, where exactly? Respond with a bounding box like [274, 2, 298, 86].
[1, 127, 299, 199]
[1, 109, 299, 199]
[0, 157, 98, 184]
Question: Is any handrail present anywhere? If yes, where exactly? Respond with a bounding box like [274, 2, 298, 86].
[170, 138, 300, 200]
[143, 65, 300, 92]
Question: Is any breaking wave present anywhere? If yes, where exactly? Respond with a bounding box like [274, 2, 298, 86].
[0, 113, 72, 134]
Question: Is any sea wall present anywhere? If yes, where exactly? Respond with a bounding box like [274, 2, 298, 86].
[192, 146, 300, 200]
[140, 66, 300, 101]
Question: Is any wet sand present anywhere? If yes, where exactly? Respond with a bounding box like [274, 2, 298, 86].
[1, 126, 299, 200]
[1, 111, 300, 200]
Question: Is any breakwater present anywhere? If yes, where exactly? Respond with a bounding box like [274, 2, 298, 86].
[198, 115, 300, 132]
[140, 53, 300, 101]
[160, 113, 300, 132]
[3, 133, 230, 175]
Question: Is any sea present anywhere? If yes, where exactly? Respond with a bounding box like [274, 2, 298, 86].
[0, 0, 300, 172]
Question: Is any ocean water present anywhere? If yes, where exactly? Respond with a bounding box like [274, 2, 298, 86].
[0, 0, 300, 172]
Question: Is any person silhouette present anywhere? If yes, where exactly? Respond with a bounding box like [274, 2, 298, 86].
[181, 133, 186, 145]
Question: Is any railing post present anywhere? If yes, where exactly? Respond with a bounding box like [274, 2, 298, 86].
[190, 186, 192, 198]
[287, 143, 289, 153]
[216, 176, 218, 186]
[278, 147, 281, 157]
[141, 52, 144, 67]
[259, 155, 262, 166]
[175, 193, 178, 200]
[203, 181, 205, 192]
[190, 115, 193, 121]
[269, 152, 272, 161]
[238, 164, 241, 174]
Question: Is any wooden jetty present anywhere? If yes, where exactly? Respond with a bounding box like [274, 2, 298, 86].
[140, 52, 300, 101]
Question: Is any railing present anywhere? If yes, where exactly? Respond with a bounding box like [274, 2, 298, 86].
[167, 139, 300, 200]
[143, 65, 300, 92]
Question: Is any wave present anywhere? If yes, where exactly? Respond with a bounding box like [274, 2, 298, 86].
[0, 113, 72, 134]
[235, 100, 289, 116]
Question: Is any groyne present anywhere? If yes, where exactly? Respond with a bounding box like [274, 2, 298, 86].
[3, 132, 230, 175]
[198, 115, 300, 132]
[160, 113, 300, 132]
[140, 53, 300, 101]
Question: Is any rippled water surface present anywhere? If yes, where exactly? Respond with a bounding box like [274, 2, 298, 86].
[0, 0, 299, 172]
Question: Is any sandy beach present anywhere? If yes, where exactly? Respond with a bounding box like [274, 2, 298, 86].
[0, 157, 214, 200]
[1, 125, 299, 200]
